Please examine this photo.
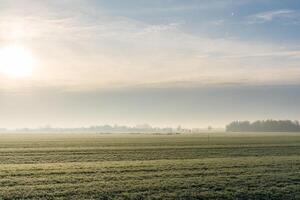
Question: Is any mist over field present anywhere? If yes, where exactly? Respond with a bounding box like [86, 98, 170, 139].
[1, 85, 300, 129]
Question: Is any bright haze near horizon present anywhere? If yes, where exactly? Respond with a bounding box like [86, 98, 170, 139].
[1, 0, 300, 129]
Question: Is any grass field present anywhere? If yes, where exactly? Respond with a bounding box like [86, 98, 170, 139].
[0, 133, 299, 199]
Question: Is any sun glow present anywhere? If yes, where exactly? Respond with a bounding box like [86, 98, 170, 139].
[0, 45, 37, 78]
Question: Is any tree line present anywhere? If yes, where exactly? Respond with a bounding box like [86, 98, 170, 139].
[226, 120, 300, 132]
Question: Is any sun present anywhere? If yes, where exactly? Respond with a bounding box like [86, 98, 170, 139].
[0, 45, 37, 78]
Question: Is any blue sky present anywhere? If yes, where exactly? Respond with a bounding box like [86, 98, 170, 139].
[93, 0, 300, 42]
[0, 0, 300, 128]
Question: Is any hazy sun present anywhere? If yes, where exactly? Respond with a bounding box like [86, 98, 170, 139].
[0, 45, 36, 78]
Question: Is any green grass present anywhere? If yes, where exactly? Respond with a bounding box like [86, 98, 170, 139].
[0, 133, 299, 199]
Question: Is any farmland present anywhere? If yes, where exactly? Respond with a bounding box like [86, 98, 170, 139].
[0, 133, 299, 199]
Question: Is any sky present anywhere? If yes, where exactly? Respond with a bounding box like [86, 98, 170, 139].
[0, 0, 300, 128]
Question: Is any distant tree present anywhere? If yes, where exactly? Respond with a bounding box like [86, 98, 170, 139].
[226, 120, 300, 132]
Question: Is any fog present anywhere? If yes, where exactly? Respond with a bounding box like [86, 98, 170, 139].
[1, 84, 300, 128]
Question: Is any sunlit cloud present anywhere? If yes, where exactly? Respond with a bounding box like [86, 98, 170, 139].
[0, 0, 300, 92]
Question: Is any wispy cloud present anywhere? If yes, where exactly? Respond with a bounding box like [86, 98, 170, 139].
[1, 1, 300, 91]
[248, 9, 298, 24]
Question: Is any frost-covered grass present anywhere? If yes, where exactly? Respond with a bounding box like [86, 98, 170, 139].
[0, 133, 299, 199]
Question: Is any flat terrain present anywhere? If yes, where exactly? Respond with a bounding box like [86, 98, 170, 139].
[0, 133, 299, 199]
